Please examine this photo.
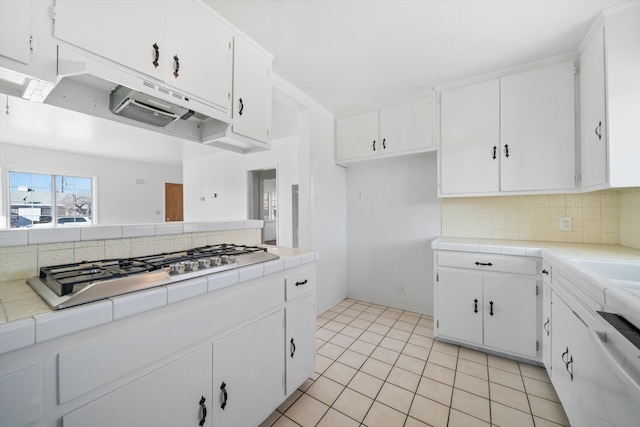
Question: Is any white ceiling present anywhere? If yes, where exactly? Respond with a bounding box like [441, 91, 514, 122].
[204, 0, 630, 114]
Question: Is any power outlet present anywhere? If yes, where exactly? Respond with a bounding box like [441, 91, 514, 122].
[559, 217, 572, 231]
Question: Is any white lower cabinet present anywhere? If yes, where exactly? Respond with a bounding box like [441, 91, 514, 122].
[542, 280, 552, 376]
[550, 287, 599, 426]
[63, 345, 213, 427]
[212, 310, 284, 427]
[286, 294, 316, 394]
[435, 251, 540, 360]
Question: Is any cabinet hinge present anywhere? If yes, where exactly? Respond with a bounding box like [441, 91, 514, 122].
[536, 285, 539, 296]
[575, 174, 578, 182]
[436, 320, 439, 328]
[573, 66, 577, 75]
[51, 6, 56, 22]
[229, 41, 232, 50]
[536, 341, 540, 352]
[29, 36, 34, 52]
[436, 273, 439, 282]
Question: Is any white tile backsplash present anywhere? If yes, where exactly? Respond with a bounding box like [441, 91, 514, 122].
[121, 225, 156, 238]
[80, 226, 122, 241]
[28, 228, 81, 244]
[0, 230, 29, 247]
[155, 223, 184, 236]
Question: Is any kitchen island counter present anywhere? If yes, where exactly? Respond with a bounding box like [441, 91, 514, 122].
[0, 246, 318, 355]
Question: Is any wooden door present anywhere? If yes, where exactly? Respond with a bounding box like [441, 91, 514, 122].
[165, 183, 183, 222]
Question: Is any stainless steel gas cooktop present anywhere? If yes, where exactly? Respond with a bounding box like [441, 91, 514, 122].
[27, 244, 278, 310]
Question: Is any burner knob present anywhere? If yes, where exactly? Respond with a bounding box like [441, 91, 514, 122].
[229, 256, 237, 264]
[184, 261, 195, 271]
[221, 255, 230, 264]
[169, 263, 181, 275]
[210, 257, 219, 267]
[198, 259, 208, 269]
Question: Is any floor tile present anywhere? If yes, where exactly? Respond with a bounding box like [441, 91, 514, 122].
[408, 333, 434, 348]
[405, 416, 430, 427]
[334, 313, 356, 324]
[489, 381, 530, 413]
[396, 353, 426, 375]
[298, 378, 313, 392]
[408, 394, 449, 427]
[528, 395, 570, 426]
[331, 387, 373, 422]
[365, 306, 385, 315]
[340, 325, 365, 338]
[328, 332, 357, 349]
[342, 308, 362, 317]
[448, 408, 491, 427]
[376, 381, 415, 414]
[413, 325, 434, 337]
[348, 371, 384, 399]
[387, 327, 412, 341]
[323, 319, 347, 332]
[491, 401, 535, 427]
[417, 376, 453, 406]
[489, 366, 525, 391]
[359, 330, 385, 345]
[271, 415, 298, 427]
[358, 312, 378, 322]
[423, 362, 456, 386]
[363, 401, 407, 427]
[451, 388, 490, 422]
[520, 362, 552, 383]
[532, 415, 567, 427]
[317, 342, 345, 360]
[306, 376, 344, 406]
[402, 342, 430, 360]
[399, 313, 420, 324]
[488, 353, 520, 374]
[454, 371, 489, 399]
[317, 408, 359, 427]
[374, 315, 397, 326]
[379, 336, 406, 352]
[277, 389, 302, 412]
[370, 346, 400, 365]
[350, 318, 372, 330]
[432, 340, 460, 356]
[323, 361, 357, 385]
[386, 366, 421, 392]
[316, 327, 336, 341]
[523, 376, 560, 402]
[428, 349, 458, 370]
[458, 347, 488, 365]
[360, 357, 393, 380]
[457, 358, 488, 380]
[368, 322, 391, 335]
[394, 320, 416, 332]
[315, 354, 332, 374]
[283, 394, 329, 427]
[336, 349, 368, 370]
[349, 339, 377, 356]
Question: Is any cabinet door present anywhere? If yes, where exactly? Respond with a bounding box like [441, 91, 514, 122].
[336, 110, 379, 161]
[435, 270, 483, 346]
[440, 80, 500, 194]
[54, 0, 165, 80]
[550, 293, 599, 427]
[500, 62, 576, 192]
[379, 96, 435, 154]
[542, 283, 552, 375]
[212, 310, 284, 427]
[164, 1, 232, 112]
[483, 275, 538, 358]
[580, 27, 607, 189]
[63, 345, 213, 427]
[232, 36, 272, 144]
[286, 294, 316, 394]
[0, 0, 31, 64]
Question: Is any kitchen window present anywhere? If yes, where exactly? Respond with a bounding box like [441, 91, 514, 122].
[8, 171, 93, 228]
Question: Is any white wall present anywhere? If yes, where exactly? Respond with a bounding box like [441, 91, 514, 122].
[183, 135, 299, 247]
[346, 152, 440, 315]
[0, 143, 182, 226]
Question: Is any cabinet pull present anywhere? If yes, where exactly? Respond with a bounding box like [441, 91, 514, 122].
[173, 55, 180, 78]
[504, 144, 510, 158]
[382, 138, 386, 150]
[566, 355, 574, 381]
[474, 262, 493, 267]
[295, 279, 308, 287]
[372, 140, 376, 151]
[543, 318, 550, 336]
[238, 98, 244, 116]
[290, 338, 296, 358]
[542, 269, 549, 275]
[198, 396, 207, 426]
[489, 301, 494, 316]
[595, 121, 602, 140]
[152, 43, 160, 68]
[492, 146, 497, 159]
[220, 382, 228, 410]
[474, 298, 478, 314]
[561, 347, 569, 365]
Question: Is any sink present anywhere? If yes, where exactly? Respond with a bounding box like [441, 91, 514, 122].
[570, 258, 640, 283]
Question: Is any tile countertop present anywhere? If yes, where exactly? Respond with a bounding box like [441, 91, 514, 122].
[0, 247, 318, 355]
[432, 237, 640, 329]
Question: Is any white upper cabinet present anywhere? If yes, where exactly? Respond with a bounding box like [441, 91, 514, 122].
[231, 35, 272, 145]
[500, 61, 576, 192]
[0, 0, 32, 65]
[439, 61, 576, 196]
[336, 95, 435, 163]
[580, 5, 640, 191]
[440, 79, 500, 194]
[164, 1, 232, 113]
[54, 0, 166, 81]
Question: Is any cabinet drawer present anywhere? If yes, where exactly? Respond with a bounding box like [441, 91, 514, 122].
[285, 269, 315, 301]
[437, 251, 538, 276]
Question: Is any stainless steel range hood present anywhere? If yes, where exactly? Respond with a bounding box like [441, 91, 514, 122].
[43, 46, 268, 153]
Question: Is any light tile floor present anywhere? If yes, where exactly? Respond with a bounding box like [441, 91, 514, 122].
[260, 298, 570, 427]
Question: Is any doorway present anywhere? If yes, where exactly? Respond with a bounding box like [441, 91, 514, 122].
[164, 183, 183, 222]
[248, 169, 277, 245]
